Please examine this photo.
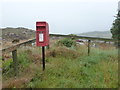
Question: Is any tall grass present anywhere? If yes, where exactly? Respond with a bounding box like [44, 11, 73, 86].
[2, 44, 118, 88]
[26, 45, 118, 88]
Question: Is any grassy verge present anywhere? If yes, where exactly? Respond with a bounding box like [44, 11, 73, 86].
[2, 44, 118, 88]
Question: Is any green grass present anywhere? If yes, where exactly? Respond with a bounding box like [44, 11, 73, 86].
[2, 45, 118, 88]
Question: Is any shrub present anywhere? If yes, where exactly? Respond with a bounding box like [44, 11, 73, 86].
[57, 38, 76, 47]
[69, 34, 77, 40]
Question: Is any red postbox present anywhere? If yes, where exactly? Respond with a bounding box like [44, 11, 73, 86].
[36, 21, 49, 46]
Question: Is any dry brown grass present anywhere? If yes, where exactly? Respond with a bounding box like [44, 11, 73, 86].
[3, 75, 33, 88]
[30, 53, 42, 64]
[2, 63, 41, 88]
[46, 46, 80, 59]
[99, 43, 115, 50]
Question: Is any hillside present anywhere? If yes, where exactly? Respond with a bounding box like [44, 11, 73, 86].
[1, 28, 112, 41]
[1, 27, 35, 41]
[78, 31, 112, 38]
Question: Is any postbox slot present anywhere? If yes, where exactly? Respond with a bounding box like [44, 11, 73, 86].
[37, 26, 46, 30]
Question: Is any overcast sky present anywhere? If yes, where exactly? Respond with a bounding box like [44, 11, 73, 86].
[0, 0, 119, 34]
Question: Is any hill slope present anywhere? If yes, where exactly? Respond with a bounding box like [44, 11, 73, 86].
[1, 28, 112, 41]
[78, 31, 112, 38]
[1, 27, 35, 41]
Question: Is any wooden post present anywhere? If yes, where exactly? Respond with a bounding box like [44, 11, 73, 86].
[2, 54, 5, 61]
[104, 41, 106, 43]
[42, 46, 45, 71]
[88, 40, 91, 56]
[12, 49, 18, 76]
[46, 45, 50, 49]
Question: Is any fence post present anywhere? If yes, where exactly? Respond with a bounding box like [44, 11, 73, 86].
[12, 49, 18, 76]
[2, 54, 5, 61]
[46, 45, 50, 49]
[88, 40, 91, 56]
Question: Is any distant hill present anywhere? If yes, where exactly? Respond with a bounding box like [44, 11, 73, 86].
[1, 27, 35, 41]
[77, 31, 112, 38]
[1, 27, 112, 41]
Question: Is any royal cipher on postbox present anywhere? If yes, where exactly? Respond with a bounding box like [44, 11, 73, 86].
[36, 21, 49, 47]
